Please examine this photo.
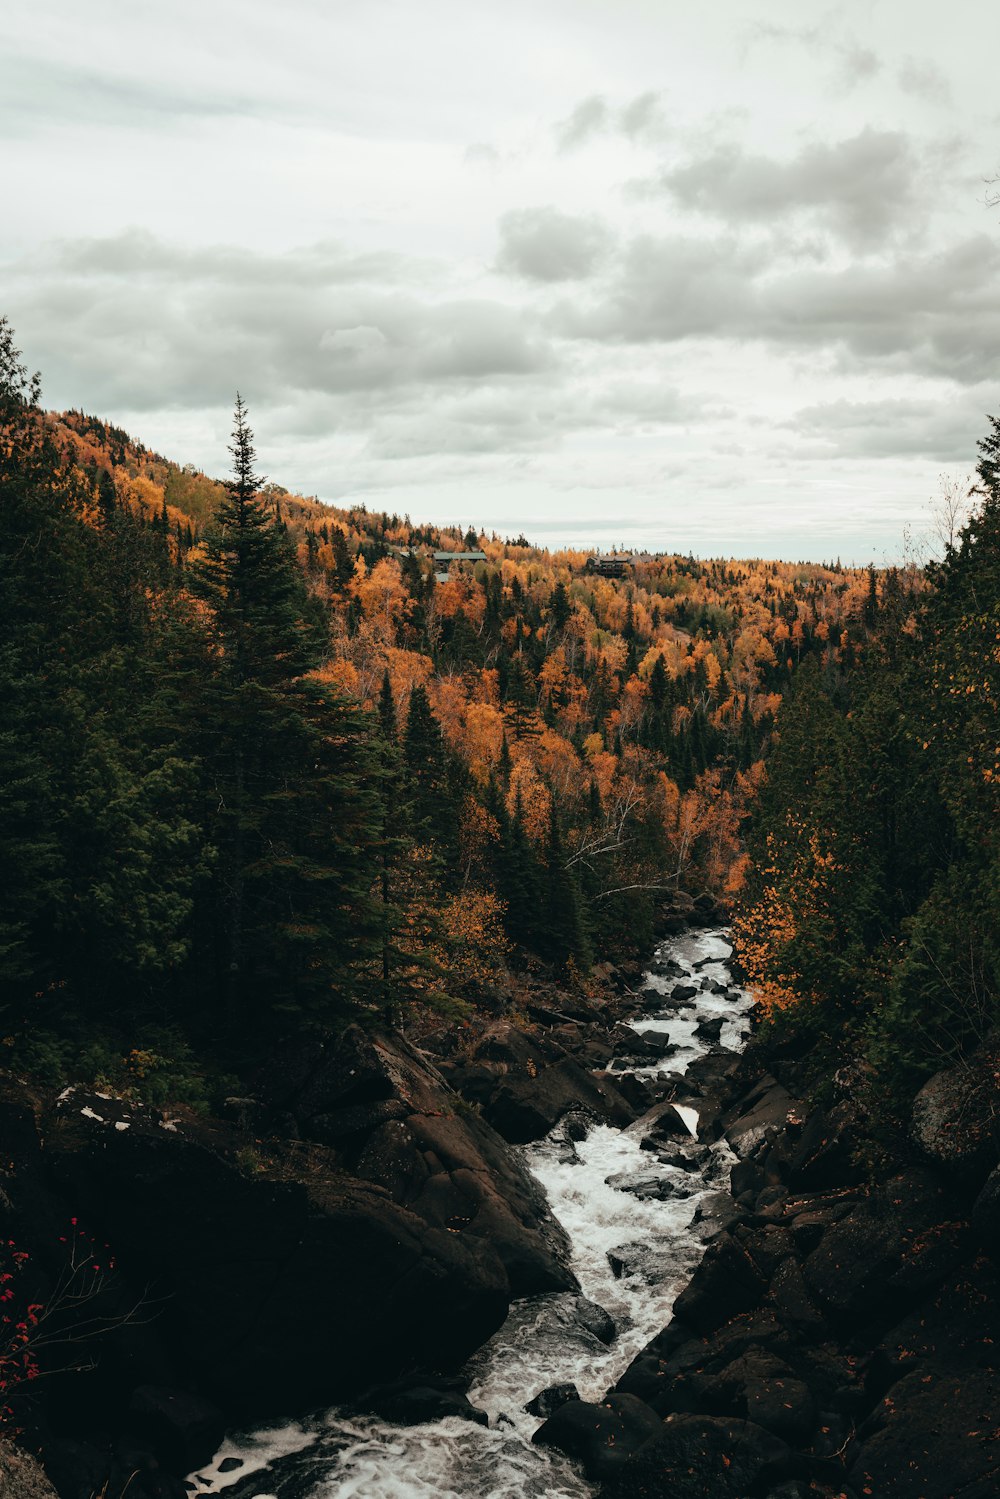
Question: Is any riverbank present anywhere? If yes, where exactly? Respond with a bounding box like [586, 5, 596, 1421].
[537, 1027, 1000, 1499]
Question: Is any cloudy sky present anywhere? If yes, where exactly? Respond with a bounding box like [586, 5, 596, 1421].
[4, 0, 998, 560]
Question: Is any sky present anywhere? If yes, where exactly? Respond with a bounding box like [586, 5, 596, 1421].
[3, 0, 999, 561]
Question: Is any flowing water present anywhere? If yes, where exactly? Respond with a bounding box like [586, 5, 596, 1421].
[189, 928, 752, 1499]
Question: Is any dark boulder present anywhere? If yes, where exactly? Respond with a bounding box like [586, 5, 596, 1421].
[802, 1170, 954, 1328]
[722, 1077, 795, 1160]
[672, 1234, 768, 1335]
[533, 1394, 663, 1479]
[525, 1382, 580, 1419]
[849, 1366, 1000, 1499]
[361, 1380, 488, 1426]
[598, 1414, 794, 1499]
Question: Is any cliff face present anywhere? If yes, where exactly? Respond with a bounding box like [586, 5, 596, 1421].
[0, 1029, 581, 1497]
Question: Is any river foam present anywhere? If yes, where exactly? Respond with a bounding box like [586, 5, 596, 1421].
[190, 927, 752, 1499]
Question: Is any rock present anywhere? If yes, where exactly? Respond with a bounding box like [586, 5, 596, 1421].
[802, 1170, 953, 1328]
[485, 1056, 636, 1144]
[0, 1441, 58, 1499]
[672, 1235, 768, 1335]
[671, 984, 699, 1003]
[607, 1241, 681, 1285]
[598, 1414, 793, 1498]
[731, 1158, 764, 1199]
[362, 1381, 488, 1426]
[766, 1259, 826, 1340]
[849, 1366, 1000, 1499]
[694, 1017, 724, 1042]
[128, 1386, 225, 1475]
[307, 1098, 409, 1145]
[533, 1394, 663, 1479]
[785, 1195, 857, 1255]
[605, 1169, 699, 1203]
[744, 1376, 816, 1447]
[691, 1191, 744, 1240]
[640, 1102, 700, 1145]
[614, 1075, 661, 1113]
[911, 1054, 1000, 1184]
[723, 1077, 795, 1160]
[785, 1100, 861, 1190]
[43, 1033, 583, 1418]
[525, 1383, 580, 1419]
[573, 1296, 617, 1345]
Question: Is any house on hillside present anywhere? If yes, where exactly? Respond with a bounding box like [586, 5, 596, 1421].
[586, 553, 634, 578]
[432, 549, 487, 584]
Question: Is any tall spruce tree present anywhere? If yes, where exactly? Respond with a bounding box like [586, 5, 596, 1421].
[193, 396, 379, 1025]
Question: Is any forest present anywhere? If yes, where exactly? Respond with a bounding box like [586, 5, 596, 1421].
[0, 315, 882, 1103]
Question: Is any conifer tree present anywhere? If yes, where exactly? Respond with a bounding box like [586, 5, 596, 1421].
[193, 396, 379, 1023]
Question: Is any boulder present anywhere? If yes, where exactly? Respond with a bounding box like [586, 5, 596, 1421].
[723, 1077, 795, 1160]
[802, 1170, 954, 1328]
[849, 1366, 1000, 1499]
[598, 1414, 793, 1498]
[525, 1382, 580, 1419]
[533, 1394, 663, 1479]
[42, 1033, 584, 1418]
[361, 1379, 488, 1426]
[672, 1234, 768, 1335]
[911, 1054, 1000, 1184]
[0, 1441, 58, 1499]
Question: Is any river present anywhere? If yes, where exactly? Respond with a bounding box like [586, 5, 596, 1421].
[188, 927, 752, 1499]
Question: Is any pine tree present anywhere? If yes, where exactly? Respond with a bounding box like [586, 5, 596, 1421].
[192, 396, 379, 1023]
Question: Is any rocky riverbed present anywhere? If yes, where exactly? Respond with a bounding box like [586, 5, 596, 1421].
[4, 909, 1000, 1499]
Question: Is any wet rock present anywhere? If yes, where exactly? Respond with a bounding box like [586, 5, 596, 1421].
[605, 1169, 700, 1203]
[608, 1241, 680, 1284]
[672, 1234, 768, 1335]
[723, 1077, 795, 1159]
[526, 1383, 580, 1418]
[533, 1394, 663, 1479]
[128, 1386, 225, 1475]
[573, 1296, 618, 1345]
[598, 1414, 793, 1498]
[691, 1190, 744, 1240]
[614, 1075, 661, 1113]
[362, 1380, 488, 1426]
[671, 984, 699, 1003]
[694, 1017, 724, 1043]
[640, 1102, 700, 1145]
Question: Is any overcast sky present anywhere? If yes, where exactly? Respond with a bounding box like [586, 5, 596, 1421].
[4, 0, 998, 560]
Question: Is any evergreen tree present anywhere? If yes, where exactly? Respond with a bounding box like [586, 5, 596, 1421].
[192, 396, 379, 1023]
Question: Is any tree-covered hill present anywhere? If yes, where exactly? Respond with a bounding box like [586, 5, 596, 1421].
[1, 317, 879, 1097]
